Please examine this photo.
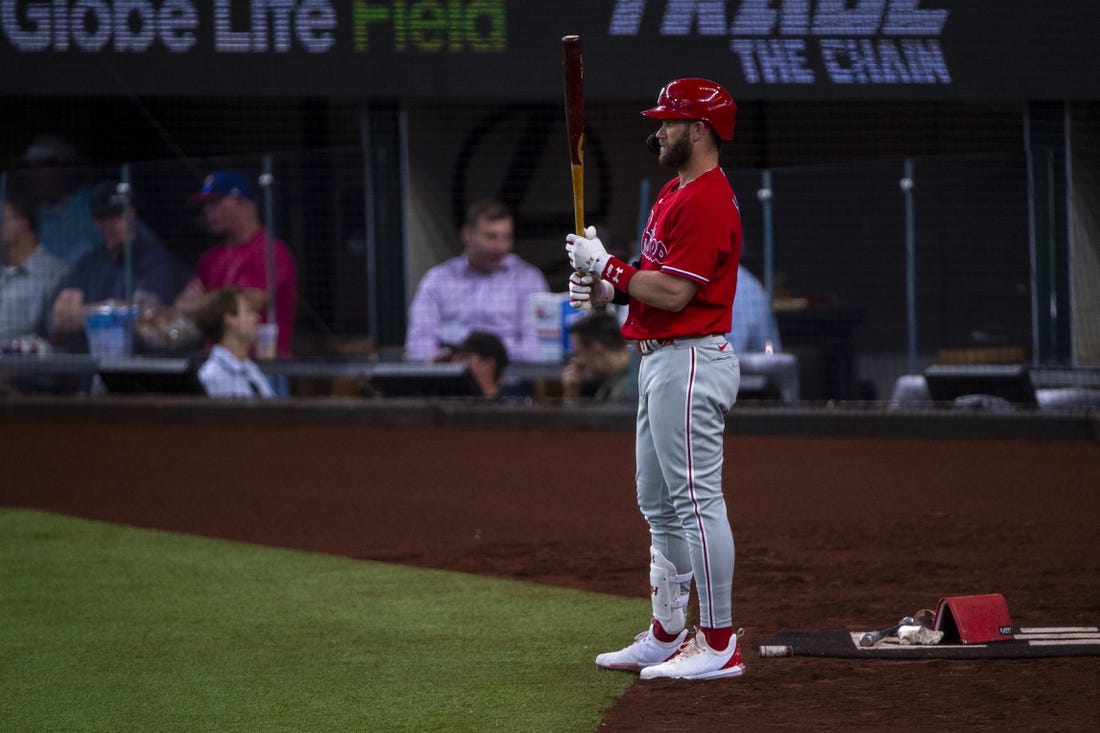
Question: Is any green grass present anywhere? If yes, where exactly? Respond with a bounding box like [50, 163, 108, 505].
[0, 509, 643, 733]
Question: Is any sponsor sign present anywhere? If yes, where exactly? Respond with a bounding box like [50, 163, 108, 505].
[1, 1, 1096, 98]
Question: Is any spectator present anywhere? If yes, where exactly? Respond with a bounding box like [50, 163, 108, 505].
[175, 170, 297, 357]
[193, 287, 276, 399]
[561, 311, 638, 402]
[1, 189, 69, 341]
[405, 197, 548, 362]
[17, 134, 102, 264]
[449, 330, 510, 399]
[728, 265, 781, 354]
[48, 181, 184, 351]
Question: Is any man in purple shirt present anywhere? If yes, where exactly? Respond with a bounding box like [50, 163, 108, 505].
[405, 198, 549, 362]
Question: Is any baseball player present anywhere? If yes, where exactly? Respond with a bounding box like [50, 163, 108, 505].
[565, 78, 744, 680]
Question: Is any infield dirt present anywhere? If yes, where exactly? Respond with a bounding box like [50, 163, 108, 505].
[3, 421, 1098, 732]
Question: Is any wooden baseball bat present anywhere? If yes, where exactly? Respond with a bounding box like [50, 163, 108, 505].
[561, 35, 585, 236]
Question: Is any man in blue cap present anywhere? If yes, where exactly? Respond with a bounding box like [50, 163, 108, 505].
[175, 170, 297, 357]
[48, 180, 183, 352]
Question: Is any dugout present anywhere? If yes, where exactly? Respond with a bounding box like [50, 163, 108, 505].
[1, 1, 1098, 405]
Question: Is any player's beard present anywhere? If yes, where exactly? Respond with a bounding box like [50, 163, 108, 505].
[658, 133, 693, 170]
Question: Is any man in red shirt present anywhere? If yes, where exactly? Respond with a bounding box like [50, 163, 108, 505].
[567, 78, 744, 681]
[176, 170, 297, 357]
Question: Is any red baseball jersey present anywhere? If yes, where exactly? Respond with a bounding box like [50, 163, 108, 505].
[622, 168, 742, 340]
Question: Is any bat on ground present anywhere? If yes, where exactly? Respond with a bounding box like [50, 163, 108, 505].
[859, 616, 914, 648]
[561, 34, 585, 236]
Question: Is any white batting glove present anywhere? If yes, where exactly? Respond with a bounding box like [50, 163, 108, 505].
[568, 272, 615, 310]
[565, 225, 610, 275]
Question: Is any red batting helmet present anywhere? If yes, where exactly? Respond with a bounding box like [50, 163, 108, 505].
[641, 78, 736, 141]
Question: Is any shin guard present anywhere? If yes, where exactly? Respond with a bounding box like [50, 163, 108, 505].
[650, 546, 692, 634]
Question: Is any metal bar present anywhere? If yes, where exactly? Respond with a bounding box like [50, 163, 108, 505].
[120, 165, 133, 310]
[261, 154, 277, 325]
[120, 164, 134, 356]
[360, 107, 379, 346]
[1046, 148, 1057, 361]
[1023, 105, 1040, 366]
[1063, 102, 1075, 365]
[759, 168, 774, 299]
[902, 159, 918, 375]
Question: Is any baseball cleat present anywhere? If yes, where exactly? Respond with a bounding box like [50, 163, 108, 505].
[639, 631, 746, 680]
[595, 626, 688, 672]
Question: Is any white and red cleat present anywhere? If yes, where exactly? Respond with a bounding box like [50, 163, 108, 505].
[639, 631, 746, 680]
[595, 627, 688, 672]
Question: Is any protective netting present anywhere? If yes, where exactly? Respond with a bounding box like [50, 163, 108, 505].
[1, 100, 1097, 408]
